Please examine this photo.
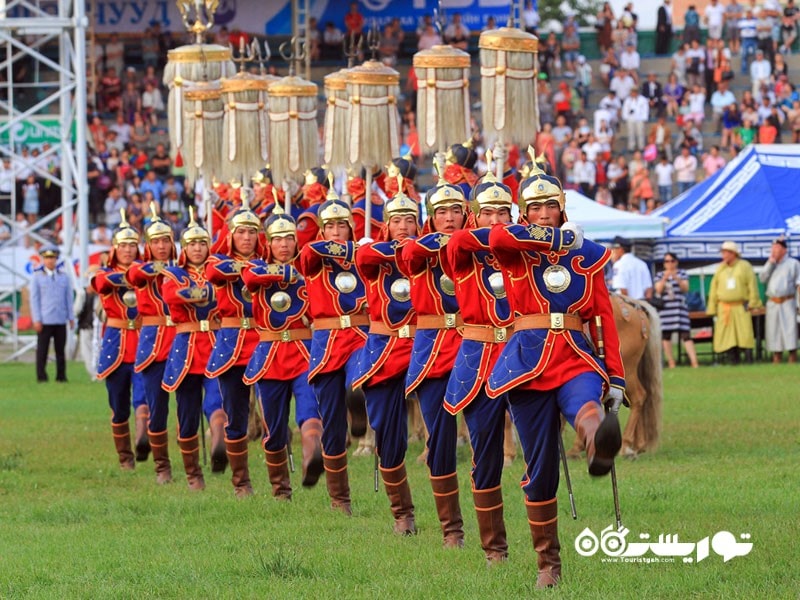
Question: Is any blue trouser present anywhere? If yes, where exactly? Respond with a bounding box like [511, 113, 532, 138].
[217, 366, 250, 441]
[364, 376, 408, 470]
[140, 360, 170, 434]
[106, 362, 134, 424]
[311, 354, 360, 457]
[659, 185, 672, 203]
[132, 370, 147, 410]
[508, 371, 604, 502]
[175, 374, 222, 439]
[202, 377, 223, 422]
[741, 37, 757, 73]
[416, 376, 459, 476]
[257, 373, 320, 452]
[462, 389, 508, 491]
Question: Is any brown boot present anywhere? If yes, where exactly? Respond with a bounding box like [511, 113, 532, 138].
[346, 386, 368, 438]
[178, 435, 205, 491]
[148, 430, 173, 484]
[381, 463, 416, 536]
[575, 403, 619, 477]
[323, 451, 352, 515]
[300, 418, 324, 488]
[264, 446, 292, 500]
[226, 436, 254, 498]
[473, 485, 508, 563]
[527, 497, 561, 588]
[111, 421, 135, 470]
[209, 409, 228, 473]
[430, 472, 464, 548]
[134, 404, 151, 462]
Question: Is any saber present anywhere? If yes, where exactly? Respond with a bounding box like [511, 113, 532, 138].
[287, 440, 295, 473]
[557, 432, 577, 519]
[594, 315, 623, 530]
[200, 412, 208, 466]
[374, 451, 380, 493]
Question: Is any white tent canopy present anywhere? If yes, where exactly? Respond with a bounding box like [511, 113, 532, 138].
[564, 190, 667, 240]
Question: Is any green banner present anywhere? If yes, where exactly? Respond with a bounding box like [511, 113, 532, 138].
[0, 116, 77, 149]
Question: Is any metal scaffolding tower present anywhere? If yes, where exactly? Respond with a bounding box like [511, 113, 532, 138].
[0, 0, 88, 360]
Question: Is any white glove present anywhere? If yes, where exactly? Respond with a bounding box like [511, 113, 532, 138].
[562, 222, 584, 250]
[604, 386, 625, 415]
[357, 237, 374, 247]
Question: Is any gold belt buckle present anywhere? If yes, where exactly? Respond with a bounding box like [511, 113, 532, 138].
[444, 313, 456, 328]
[398, 325, 411, 338]
[199, 320, 209, 333]
[339, 315, 351, 329]
[240, 318, 251, 329]
[494, 327, 507, 343]
[281, 330, 291, 342]
[550, 313, 564, 330]
[166, 316, 175, 327]
[127, 319, 136, 330]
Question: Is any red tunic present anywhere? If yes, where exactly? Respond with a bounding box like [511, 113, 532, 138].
[126, 261, 176, 370]
[93, 266, 139, 376]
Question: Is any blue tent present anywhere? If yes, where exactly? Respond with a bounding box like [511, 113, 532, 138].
[653, 145, 800, 261]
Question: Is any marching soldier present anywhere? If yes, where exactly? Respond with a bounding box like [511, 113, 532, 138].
[161, 210, 226, 490]
[241, 205, 323, 500]
[396, 175, 468, 548]
[205, 201, 264, 498]
[126, 204, 178, 485]
[487, 165, 623, 588]
[92, 212, 149, 470]
[442, 140, 479, 200]
[298, 189, 368, 516]
[351, 179, 419, 535]
[441, 168, 517, 564]
[295, 167, 332, 248]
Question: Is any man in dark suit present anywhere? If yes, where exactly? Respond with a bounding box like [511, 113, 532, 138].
[641, 72, 665, 118]
[656, 0, 673, 55]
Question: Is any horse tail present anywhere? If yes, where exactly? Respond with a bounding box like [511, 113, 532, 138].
[637, 300, 664, 452]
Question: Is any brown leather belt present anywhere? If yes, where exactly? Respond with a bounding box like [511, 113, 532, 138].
[460, 323, 513, 343]
[220, 316, 255, 330]
[313, 314, 370, 330]
[416, 313, 464, 330]
[719, 300, 745, 306]
[515, 313, 584, 332]
[106, 317, 140, 330]
[259, 328, 312, 342]
[140, 315, 175, 327]
[368, 320, 416, 338]
[175, 320, 219, 334]
[769, 295, 795, 304]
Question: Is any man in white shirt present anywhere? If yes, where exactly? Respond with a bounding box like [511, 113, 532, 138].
[705, 0, 727, 40]
[444, 13, 471, 51]
[619, 43, 641, 81]
[574, 151, 597, 198]
[749, 49, 771, 96]
[597, 90, 622, 128]
[622, 87, 649, 152]
[710, 82, 737, 129]
[673, 144, 698, 194]
[611, 237, 653, 301]
[609, 69, 636, 100]
[654, 154, 675, 203]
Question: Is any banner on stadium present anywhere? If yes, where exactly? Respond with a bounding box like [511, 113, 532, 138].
[3, 1, 513, 36]
[0, 117, 77, 150]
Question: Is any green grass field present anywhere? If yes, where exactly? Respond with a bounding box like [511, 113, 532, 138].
[0, 361, 798, 599]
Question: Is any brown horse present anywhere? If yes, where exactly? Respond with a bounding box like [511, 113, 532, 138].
[567, 294, 663, 459]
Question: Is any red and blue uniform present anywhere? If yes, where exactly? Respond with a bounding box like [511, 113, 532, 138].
[93, 266, 147, 423]
[161, 264, 222, 441]
[444, 164, 478, 200]
[397, 233, 462, 477]
[442, 227, 514, 492]
[351, 176, 385, 241]
[351, 240, 415, 470]
[295, 182, 330, 248]
[242, 260, 319, 453]
[126, 261, 176, 435]
[205, 253, 260, 441]
[487, 226, 625, 502]
[298, 239, 367, 459]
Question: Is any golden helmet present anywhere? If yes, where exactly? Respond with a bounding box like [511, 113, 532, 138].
[113, 208, 140, 247]
[265, 202, 297, 241]
[518, 161, 566, 214]
[384, 175, 420, 222]
[445, 138, 477, 169]
[180, 206, 211, 246]
[251, 165, 273, 186]
[386, 153, 418, 181]
[469, 152, 512, 216]
[425, 177, 466, 217]
[145, 201, 174, 242]
[228, 192, 262, 231]
[317, 185, 354, 229]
